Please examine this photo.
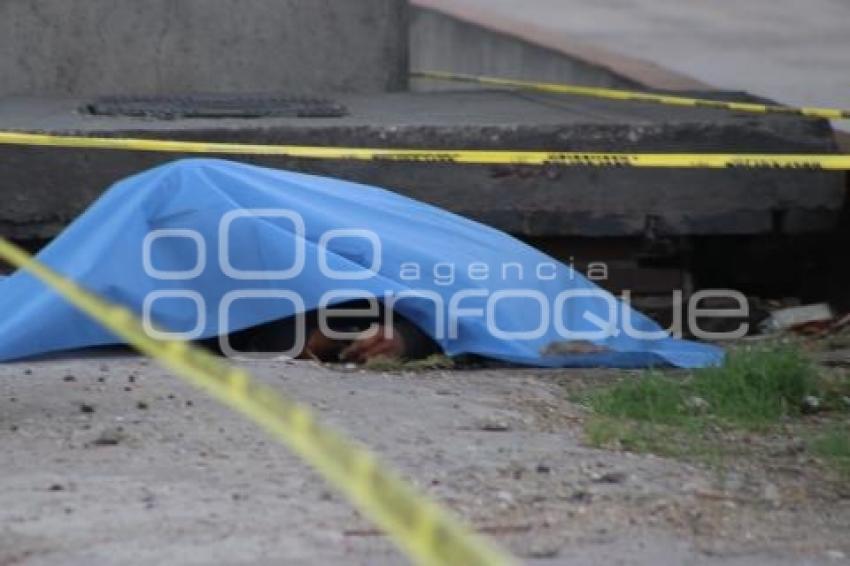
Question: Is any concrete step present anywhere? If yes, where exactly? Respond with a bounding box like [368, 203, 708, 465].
[0, 89, 843, 240]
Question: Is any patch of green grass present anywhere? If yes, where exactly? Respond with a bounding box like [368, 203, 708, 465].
[582, 372, 688, 425]
[579, 345, 850, 472]
[586, 418, 683, 456]
[692, 345, 819, 423]
[581, 345, 819, 428]
[810, 425, 850, 479]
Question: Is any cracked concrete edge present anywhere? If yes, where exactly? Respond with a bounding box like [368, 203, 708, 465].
[410, 0, 711, 91]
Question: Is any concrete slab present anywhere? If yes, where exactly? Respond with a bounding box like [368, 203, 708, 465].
[0, 0, 409, 97]
[410, 7, 650, 93]
[412, 0, 850, 132]
[0, 355, 847, 565]
[0, 90, 843, 240]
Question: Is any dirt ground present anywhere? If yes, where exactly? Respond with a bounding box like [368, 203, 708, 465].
[1, 354, 848, 565]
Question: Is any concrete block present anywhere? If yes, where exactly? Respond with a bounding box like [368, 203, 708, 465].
[0, 0, 409, 96]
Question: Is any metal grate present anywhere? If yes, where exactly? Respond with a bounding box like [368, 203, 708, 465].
[83, 94, 348, 119]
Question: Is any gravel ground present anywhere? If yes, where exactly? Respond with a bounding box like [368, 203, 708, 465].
[1, 354, 848, 565]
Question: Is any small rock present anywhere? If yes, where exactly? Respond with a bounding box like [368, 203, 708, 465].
[23, 369, 32, 376]
[79, 403, 95, 414]
[685, 396, 711, 414]
[496, 490, 515, 505]
[569, 490, 593, 504]
[93, 427, 126, 446]
[63, 375, 77, 383]
[536, 464, 552, 474]
[136, 401, 149, 411]
[593, 471, 628, 485]
[801, 396, 822, 415]
[763, 483, 782, 507]
[128, 375, 137, 384]
[48, 484, 65, 492]
[524, 542, 561, 559]
[478, 419, 511, 432]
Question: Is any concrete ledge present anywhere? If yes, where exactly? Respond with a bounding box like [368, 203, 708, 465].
[0, 90, 843, 240]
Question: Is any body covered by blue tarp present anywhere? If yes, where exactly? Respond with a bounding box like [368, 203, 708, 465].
[0, 159, 723, 368]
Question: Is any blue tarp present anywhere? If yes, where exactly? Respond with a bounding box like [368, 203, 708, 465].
[0, 159, 723, 367]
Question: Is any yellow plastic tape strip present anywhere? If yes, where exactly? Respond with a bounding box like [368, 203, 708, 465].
[1, 130, 849, 170]
[412, 70, 850, 121]
[0, 236, 514, 566]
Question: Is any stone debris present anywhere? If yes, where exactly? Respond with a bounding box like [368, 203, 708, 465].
[592, 471, 628, 485]
[800, 396, 822, 415]
[91, 427, 127, 447]
[684, 396, 711, 415]
[759, 304, 834, 334]
[78, 403, 95, 414]
[477, 419, 512, 432]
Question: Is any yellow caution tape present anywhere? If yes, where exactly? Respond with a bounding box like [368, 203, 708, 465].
[0, 236, 514, 566]
[1, 130, 849, 170]
[413, 70, 850, 121]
